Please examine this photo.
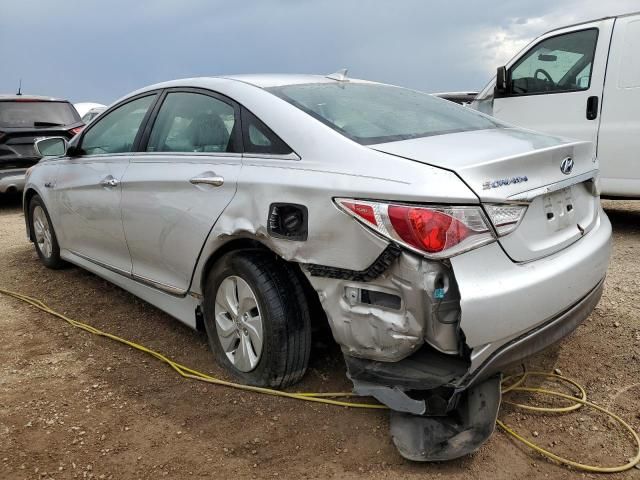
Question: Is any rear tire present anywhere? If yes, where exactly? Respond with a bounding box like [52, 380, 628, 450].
[29, 195, 66, 269]
[203, 250, 311, 388]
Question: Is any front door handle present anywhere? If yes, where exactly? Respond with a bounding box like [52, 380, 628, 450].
[190, 174, 224, 187]
[586, 96, 599, 120]
[100, 176, 120, 188]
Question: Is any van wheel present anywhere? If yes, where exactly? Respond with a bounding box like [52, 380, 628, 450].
[203, 251, 311, 388]
[29, 195, 66, 269]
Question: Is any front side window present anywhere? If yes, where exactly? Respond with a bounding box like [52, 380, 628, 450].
[268, 83, 501, 145]
[81, 95, 155, 155]
[509, 29, 598, 95]
[146, 92, 237, 153]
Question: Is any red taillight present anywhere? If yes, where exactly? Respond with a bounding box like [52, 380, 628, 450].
[335, 198, 495, 258]
[388, 206, 471, 253]
[69, 126, 84, 136]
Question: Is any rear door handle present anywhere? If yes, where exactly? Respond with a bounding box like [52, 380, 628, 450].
[190, 173, 224, 187]
[100, 176, 120, 188]
[586, 96, 599, 120]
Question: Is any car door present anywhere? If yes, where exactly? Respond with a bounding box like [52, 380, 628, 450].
[492, 21, 613, 151]
[596, 15, 640, 196]
[120, 89, 242, 293]
[53, 93, 158, 273]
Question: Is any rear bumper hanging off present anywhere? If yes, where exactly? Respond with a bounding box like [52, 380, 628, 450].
[390, 375, 501, 461]
[345, 278, 604, 420]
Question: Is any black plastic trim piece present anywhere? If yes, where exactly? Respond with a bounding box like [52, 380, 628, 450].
[390, 376, 501, 461]
[306, 243, 402, 281]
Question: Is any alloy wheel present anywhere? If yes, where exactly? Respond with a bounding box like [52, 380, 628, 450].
[214, 275, 264, 372]
[32, 205, 53, 259]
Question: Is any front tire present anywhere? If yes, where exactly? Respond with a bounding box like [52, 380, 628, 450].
[203, 251, 311, 388]
[29, 195, 65, 269]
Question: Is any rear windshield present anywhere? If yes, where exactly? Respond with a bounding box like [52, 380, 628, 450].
[0, 100, 80, 128]
[267, 83, 502, 145]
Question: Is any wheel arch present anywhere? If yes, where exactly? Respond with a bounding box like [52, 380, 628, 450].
[194, 236, 326, 332]
[23, 187, 41, 241]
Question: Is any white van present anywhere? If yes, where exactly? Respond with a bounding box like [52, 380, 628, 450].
[472, 11, 640, 198]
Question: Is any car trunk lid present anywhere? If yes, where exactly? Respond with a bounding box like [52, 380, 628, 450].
[371, 127, 599, 262]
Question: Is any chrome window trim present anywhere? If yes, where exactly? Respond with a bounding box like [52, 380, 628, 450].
[132, 151, 243, 159]
[60, 154, 133, 164]
[242, 152, 301, 161]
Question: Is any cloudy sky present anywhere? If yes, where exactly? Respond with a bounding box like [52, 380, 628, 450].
[1, 0, 638, 104]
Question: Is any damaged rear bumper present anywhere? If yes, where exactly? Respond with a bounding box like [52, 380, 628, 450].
[304, 207, 610, 459]
[349, 279, 603, 461]
[346, 277, 604, 415]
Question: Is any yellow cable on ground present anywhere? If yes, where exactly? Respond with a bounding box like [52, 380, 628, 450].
[498, 372, 640, 473]
[1, 287, 638, 473]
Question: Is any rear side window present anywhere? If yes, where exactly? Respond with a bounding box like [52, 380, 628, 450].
[0, 101, 79, 128]
[509, 29, 598, 95]
[81, 95, 155, 155]
[146, 92, 238, 153]
[241, 108, 292, 155]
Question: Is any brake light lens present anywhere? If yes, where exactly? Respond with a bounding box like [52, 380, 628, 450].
[388, 206, 472, 253]
[335, 199, 495, 258]
[68, 126, 84, 136]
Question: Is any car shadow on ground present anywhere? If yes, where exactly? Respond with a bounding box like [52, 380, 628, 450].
[0, 193, 22, 211]
[603, 201, 640, 235]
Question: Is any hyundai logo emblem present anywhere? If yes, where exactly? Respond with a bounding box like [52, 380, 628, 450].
[560, 157, 574, 175]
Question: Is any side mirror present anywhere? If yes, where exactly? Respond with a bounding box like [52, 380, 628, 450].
[35, 137, 68, 157]
[496, 66, 508, 94]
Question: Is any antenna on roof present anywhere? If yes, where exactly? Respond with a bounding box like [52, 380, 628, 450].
[16, 79, 22, 96]
[326, 68, 348, 81]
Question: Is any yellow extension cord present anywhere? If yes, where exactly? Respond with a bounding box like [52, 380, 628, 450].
[1, 287, 638, 473]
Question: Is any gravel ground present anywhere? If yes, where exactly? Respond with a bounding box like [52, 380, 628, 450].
[1, 194, 639, 479]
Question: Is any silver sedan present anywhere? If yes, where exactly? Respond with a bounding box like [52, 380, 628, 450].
[24, 74, 611, 461]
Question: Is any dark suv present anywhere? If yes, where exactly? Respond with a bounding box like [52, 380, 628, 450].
[0, 95, 83, 194]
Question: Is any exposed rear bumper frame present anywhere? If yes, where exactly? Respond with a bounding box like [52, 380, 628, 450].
[346, 277, 604, 415]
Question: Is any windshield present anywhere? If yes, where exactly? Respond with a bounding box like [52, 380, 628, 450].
[0, 100, 80, 128]
[268, 83, 502, 145]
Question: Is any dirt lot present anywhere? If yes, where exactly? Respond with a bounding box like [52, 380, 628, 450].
[0, 195, 639, 480]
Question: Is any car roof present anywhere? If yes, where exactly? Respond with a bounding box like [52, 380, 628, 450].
[137, 73, 378, 94]
[0, 94, 67, 102]
[220, 73, 373, 88]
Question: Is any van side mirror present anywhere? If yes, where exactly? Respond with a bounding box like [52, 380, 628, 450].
[35, 137, 68, 157]
[496, 66, 508, 94]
